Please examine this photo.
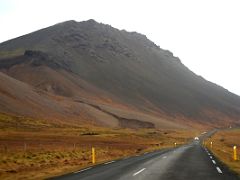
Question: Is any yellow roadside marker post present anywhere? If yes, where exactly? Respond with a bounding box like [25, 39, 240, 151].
[174, 142, 177, 147]
[210, 141, 213, 149]
[233, 146, 237, 161]
[92, 147, 96, 164]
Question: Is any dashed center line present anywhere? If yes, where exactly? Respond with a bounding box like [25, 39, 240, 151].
[104, 161, 115, 165]
[212, 160, 216, 164]
[162, 156, 167, 159]
[216, 167, 223, 174]
[206, 152, 223, 174]
[74, 167, 92, 174]
[133, 168, 146, 176]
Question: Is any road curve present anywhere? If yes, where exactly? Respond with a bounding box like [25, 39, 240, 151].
[50, 132, 239, 180]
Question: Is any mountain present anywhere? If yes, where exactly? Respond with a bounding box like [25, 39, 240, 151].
[0, 19, 240, 129]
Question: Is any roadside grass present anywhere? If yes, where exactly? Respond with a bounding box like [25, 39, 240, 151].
[0, 113, 198, 179]
[205, 128, 240, 177]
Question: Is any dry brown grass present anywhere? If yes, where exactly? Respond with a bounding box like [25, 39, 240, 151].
[205, 128, 240, 176]
[0, 113, 198, 179]
[0, 128, 197, 179]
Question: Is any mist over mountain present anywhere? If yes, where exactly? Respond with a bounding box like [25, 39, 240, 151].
[0, 19, 239, 129]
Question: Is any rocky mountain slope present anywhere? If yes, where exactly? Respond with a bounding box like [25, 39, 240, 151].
[0, 19, 239, 129]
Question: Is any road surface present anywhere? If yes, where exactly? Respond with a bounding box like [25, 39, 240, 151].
[51, 131, 239, 180]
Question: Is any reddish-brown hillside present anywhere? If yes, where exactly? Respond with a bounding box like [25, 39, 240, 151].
[0, 19, 240, 128]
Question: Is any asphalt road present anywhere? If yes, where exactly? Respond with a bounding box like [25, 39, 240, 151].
[51, 131, 239, 180]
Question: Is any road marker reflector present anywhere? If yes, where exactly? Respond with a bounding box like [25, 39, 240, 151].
[212, 160, 216, 164]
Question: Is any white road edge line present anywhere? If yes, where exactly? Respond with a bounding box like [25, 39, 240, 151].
[212, 160, 216, 164]
[163, 156, 167, 159]
[216, 167, 223, 174]
[74, 167, 92, 174]
[133, 168, 146, 176]
[210, 156, 213, 159]
[104, 161, 115, 165]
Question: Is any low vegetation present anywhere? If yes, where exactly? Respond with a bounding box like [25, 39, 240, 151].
[0, 113, 197, 179]
[205, 128, 240, 177]
[0, 49, 25, 58]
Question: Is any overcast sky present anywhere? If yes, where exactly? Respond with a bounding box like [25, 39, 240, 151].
[0, 0, 240, 95]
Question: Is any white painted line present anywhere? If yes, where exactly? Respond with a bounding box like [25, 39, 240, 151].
[133, 168, 146, 176]
[208, 153, 211, 155]
[216, 167, 223, 174]
[210, 156, 213, 159]
[212, 160, 216, 164]
[162, 156, 167, 159]
[74, 167, 92, 173]
[104, 161, 115, 165]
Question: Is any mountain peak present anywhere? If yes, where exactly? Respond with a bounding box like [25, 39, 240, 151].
[1, 20, 240, 128]
[56, 20, 78, 26]
[84, 19, 98, 24]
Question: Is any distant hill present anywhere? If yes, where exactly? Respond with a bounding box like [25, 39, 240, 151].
[0, 19, 239, 129]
